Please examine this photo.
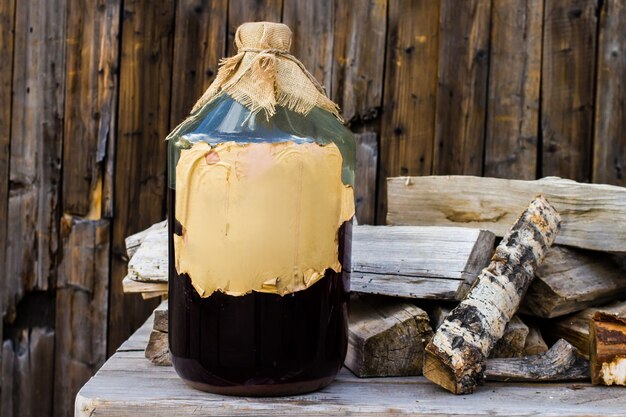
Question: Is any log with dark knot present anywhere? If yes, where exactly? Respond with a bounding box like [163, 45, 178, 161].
[423, 196, 561, 394]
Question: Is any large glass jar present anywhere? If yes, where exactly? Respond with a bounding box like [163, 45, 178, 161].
[167, 23, 355, 396]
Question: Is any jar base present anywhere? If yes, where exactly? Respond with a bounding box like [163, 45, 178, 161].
[180, 374, 337, 397]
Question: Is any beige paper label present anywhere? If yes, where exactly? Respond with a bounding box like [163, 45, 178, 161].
[174, 141, 354, 297]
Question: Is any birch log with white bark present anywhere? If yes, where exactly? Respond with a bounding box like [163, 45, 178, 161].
[423, 197, 561, 394]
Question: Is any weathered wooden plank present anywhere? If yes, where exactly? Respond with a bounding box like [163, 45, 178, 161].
[484, 0, 542, 179]
[590, 311, 626, 385]
[541, 0, 597, 181]
[387, 175, 626, 252]
[351, 226, 495, 300]
[0, 0, 15, 330]
[354, 132, 378, 225]
[2, 328, 55, 417]
[547, 300, 626, 357]
[63, 0, 120, 217]
[523, 246, 626, 318]
[76, 318, 626, 417]
[433, 0, 491, 175]
[377, 0, 439, 223]
[109, 0, 175, 355]
[282, 0, 334, 92]
[54, 216, 110, 417]
[4, 0, 66, 320]
[424, 197, 560, 394]
[170, 0, 227, 127]
[345, 294, 432, 377]
[226, 0, 283, 56]
[485, 339, 589, 383]
[332, 0, 387, 123]
[593, 0, 626, 187]
[123, 276, 168, 295]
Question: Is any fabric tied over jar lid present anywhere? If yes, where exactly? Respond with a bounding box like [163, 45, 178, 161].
[235, 21, 293, 53]
[167, 22, 341, 142]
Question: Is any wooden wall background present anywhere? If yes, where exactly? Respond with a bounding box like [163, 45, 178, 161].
[0, 0, 624, 415]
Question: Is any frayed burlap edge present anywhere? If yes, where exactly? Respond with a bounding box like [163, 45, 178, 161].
[166, 48, 342, 141]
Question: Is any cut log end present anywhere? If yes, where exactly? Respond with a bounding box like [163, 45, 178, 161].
[424, 197, 560, 394]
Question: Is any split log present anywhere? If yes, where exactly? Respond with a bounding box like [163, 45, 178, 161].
[345, 295, 433, 377]
[351, 226, 495, 300]
[485, 339, 589, 382]
[490, 316, 529, 359]
[125, 220, 167, 260]
[546, 300, 626, 356]
[145, 330, 171, 366]
[153, 300, 168, 333]
[127, 220, 168, 282]
[387, 176, 626, 252]
[124, 222, 496, 301]
[523, 246, 626, 318]
[524, 325, 548, 356]
[423, 197, 560, 394]
[590, 311, 626, 386]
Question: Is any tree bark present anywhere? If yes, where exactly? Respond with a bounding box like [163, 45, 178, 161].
[423, 197, 560, 394]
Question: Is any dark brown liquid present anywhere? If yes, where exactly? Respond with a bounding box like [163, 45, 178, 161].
[168, 188, 351, 396]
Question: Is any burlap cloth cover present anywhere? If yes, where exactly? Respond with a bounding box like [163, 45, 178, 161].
[167, 21, 341, 142]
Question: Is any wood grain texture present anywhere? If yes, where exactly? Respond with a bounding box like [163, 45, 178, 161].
[75, 314, 626, 416]
[378, 0, 439, 223]
[2, 328, 55, 417]
[0, 0, 15, 328]
[547, 300, 626, 357]
[351, 225, 495, 300]
[387, 175, 626, 252]
[485, 339, 589, 382]
[332, 0, 387, 123]
[169, 0, 227, 128]
[434, 0, 491, 175]
[590, 312, 626, 385]
[226, 0, 283, 56]
[354, 132, 378, 225]
[345, 294, 433, 377]
[54, 216, 110, 417]
[541, 0, 597, 181]
[4, 0, 66, 320]
[423, 197, 560, 394]
[593, 0, 626, 186]
[523, 325, 548, 356]
[145, 330, 171, 366]
[109, 0, 175, 355]
[485, 0, 542, 179]
[523, 246, 626, 318]
[63, 0, 121, 217]
[282, 0, 334, 92]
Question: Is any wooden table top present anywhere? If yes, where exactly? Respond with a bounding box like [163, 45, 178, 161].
[76, 314, 626, 417]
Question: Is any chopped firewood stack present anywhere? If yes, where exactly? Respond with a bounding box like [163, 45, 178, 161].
[123, 176, 626, 393]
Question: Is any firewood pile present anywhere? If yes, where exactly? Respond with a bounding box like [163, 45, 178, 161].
[123, 176, 626, 393]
